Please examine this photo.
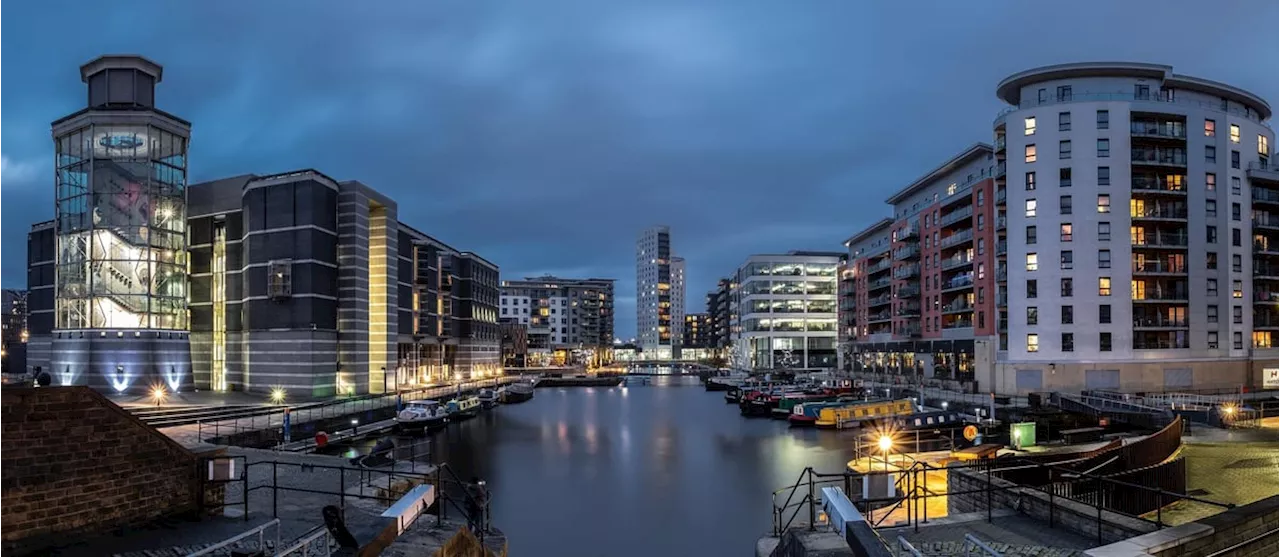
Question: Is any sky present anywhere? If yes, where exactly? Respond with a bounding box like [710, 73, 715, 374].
[2, 0, 1277, 339]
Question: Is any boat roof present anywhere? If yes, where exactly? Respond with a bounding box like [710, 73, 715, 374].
[408, 399, 441, 405]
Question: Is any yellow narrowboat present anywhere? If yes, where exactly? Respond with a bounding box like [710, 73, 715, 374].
[814, 398, 914, 429]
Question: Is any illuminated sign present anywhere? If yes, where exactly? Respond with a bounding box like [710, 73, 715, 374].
[1265, 368, 1279, 389]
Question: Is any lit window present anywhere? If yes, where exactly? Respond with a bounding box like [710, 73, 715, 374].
[1060, 223, 1073, 242]
[1097, 194, 1111, 213]
[1206, 172, 1216, 191]
[1098, 277, 1111, 296]
[947, 183, 957, 195]
[1230, 124, 1240, 143]
[1260, 135, 1270, 155]
[1060, 250, 1073, 270]
[1026, 253, 1039, 271]
[1026, 199, 1037, 217]
[1026, 171, 1036, 190]
[1233, 280, 1243, 298]
[1025, 144, 1037, 163]
[1025, 117, 1036, 135]
[1026, 334, 1039, 352]
[1204, 119, 1215, 137]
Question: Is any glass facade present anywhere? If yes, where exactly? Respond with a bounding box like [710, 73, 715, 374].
[55, 124, 188, 329]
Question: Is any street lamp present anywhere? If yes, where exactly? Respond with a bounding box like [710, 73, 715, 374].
[878, 435, 894, 472]
[270, 387, 286, 405]
[151, 385, 167, 407]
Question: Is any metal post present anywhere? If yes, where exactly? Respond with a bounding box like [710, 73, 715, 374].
[1048, 483, 1054, 528]
[242, 461, 249, 522]
[340, 468, 346, 515]
[1156, 491, 1162, 528]
[1095, 477, 1103, 544]
[437, 467, 444, 525]
[273, 461, 278, 518]
[985, 458, 992, 523]
[807, 468, 816, 531]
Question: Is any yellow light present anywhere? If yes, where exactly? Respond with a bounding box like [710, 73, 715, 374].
[1222, 404, 1236, 416]
[270, 387, 286, 405]
[878, 435, 893, 453]
[151, 385, 167, 405]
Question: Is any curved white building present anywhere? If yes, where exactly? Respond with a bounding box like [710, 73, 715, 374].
[991, 62, 1277, 393]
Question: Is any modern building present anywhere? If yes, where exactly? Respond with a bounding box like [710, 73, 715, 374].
[731, 251, 842, 370]
[707, 278, 733, 353]
[499, 318, 528, 368]
[499, 276, 615, 366]
[681, 313, 712, 350]
[636, 226, 683, 359]
[1, 289, 29, 374]
[840, 62, 1278, 394]
[26, 55, 193, 393]
[184, 171, 500, 396]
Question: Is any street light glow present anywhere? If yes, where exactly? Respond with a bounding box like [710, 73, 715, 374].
[270, 387, 286, 405]
[151, 385, 167, 406]
[878, 435, 893, 453]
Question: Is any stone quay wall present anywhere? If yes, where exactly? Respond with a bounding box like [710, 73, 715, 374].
[1084, 495, 1278, 557]
[1, 386, 224, 552]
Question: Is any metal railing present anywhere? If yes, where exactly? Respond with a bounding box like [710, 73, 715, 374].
[277, 526, 333, 557]
[1131, 176, 1188, 193]
[939, 229, 975, 249]
[1251, 187, 1279, 202]
[1132, 316, 1189, 328]
[1130, 205, 1188, 219]
[1247, 161, 1279, 173]
[1129, 122, 1186, 139]
[1131, 232, 1188, 247]
[941, 255, 974, 271]
[868, 277, 893, 291]
[963, 534, 1002, 557]
[1131, 259, 1186, 274]
[995, 91, 1271, 128]
[1131, 148, 1187, 166]
[187, 519, 280, 556]
[940, 205, 975, 227]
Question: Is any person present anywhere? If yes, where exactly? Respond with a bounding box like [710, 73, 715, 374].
[464, 477, 488, 533]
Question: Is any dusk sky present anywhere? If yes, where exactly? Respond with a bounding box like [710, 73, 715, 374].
[2, 1, 1276, 339]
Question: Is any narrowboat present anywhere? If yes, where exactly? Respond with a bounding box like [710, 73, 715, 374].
[477, 388, 500, 409]
[788, 396, 873, 427]
[499, 382, 535, 404]
[446, 396, 482, 420]
[814, 399, 915, 429]
[740, 386, 808, 417]
[395, 400, 449, 432]
[770, 389, 843, 419]
[877, 410, 967, 431]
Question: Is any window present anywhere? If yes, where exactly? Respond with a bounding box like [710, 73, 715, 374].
[1057, 85, 1072, 101]
[1096, 110, 1109, 129]
[1027, 279, 1038, 298]
[1260, 135, 1270, 155]
[1098, 249, 1111, 268]
[1207, 278, 1218, 296]
[1100, 332, 1112, 352]
[1061, 278, 1073, 297]
[1098, 166, 1110, 186]
[1207, 226, 1218, 244]
[1232, 227, 1241, 247]
[1060, 195, 1072, 215]
[1096, 194, 1110, 213]
[1025, 144, 1037, 163]
[1059, 140, 1072, 159]
[1230, 124, 1240, 143]
[1025, 171, 1037, 190]
[1060, 223, 1073, 242]
[1059, 111, 1071, 131]
[1233, 306, 1243, 324]
[977, 190, 985, 205]
[1207, 252, 1218, 269]
[1204, 119, 1215, 137]
[267, 260, 293, 299]
[1097, 139, 1110, 158]
[1062, 332, 1074, 352]
[978, 287, 985, 303]
[1024, 116, 1036, 135]
[1099, 304, 1111, 324]
[1207, 200, 1217, 218]
[978, 238, 986, 255]
[1231, 150, 1240, 169]
[1062, 305, 1074, 324]
[1233, 280, 1243, 298]
[1027, 334, 1040, 352]
[1098, 222, 1111, 241]
[1026, 199, 1037, 217]
[1232, 177, 1241, 195]
[1098, 277, 1111, 296]
[1232, 254, 1242, 273]
[1208, 331, 1219, 349]
[1058, 167, 1072, 187]
[1208, 305, 1218, 323]
[1060, 250, 1073, 269]
[977, 214, 985, 230]
[1206, 173, 1216, 191]
[978, 312, 985, 329]
[1206, 146, 1216, 164]
[1038, 88, 1047, 103]
[1232, 203, 1242, 221]
[1134, 84, 1150, 99]
[978, 263, 986, 280]
[1026, 253, 1038, 271]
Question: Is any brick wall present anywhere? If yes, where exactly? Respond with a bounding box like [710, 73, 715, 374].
[1082, 496, 1278, 556]
[1, 387, 222, 550]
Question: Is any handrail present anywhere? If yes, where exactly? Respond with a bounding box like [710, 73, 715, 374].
[187, 519, 280, 556]
[897, 536, 924, 557]
[1205, 529, 1280, 557]
[277, 525, 332, 557]
[963, 534, 1002, 557]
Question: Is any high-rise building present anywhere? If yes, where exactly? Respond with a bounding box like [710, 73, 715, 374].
[731, 251, 842, 370]
[499, 276, 615, 365]
[636, 226, 680, 359]
[1, 289, 29, 374]
[27, 55, 193, 393]
[841, 62, 1278, 393]
[707, 278, 733, 352]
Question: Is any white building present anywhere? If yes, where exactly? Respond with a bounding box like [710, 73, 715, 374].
[636, 226, 681, 359]
[732, 251, 842, 370]
[671, 256, 686, 356]
[991, 62, 1278, 393]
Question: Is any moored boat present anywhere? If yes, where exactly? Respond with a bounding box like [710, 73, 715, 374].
[771, 389, 843, 419]
[446, 396, 482, 420]
[814, 398, 915, 429]
[787, 396, 869, 427]
[477, 388, 500, 409]
[395, 399, 449, 432]
[499, 382, 535, 404]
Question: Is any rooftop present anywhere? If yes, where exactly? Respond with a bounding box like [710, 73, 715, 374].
[885, 143, 993, 205]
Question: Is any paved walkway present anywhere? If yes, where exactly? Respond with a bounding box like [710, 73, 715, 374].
[884, 510, 1096, 556]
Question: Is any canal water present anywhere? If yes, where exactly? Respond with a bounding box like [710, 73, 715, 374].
[325, 376, 862, 556]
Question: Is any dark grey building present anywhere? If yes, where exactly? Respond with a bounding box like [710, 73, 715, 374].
[707, 278, 732, 352]
[1, 289, 28, 374]
[499, 276, 615, 364]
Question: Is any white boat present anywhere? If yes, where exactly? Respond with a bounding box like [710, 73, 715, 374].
[477, 388, 500, 409]
[395, 400, 448, 432]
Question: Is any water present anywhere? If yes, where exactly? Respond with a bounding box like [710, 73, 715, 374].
[333, 376, 862, 556]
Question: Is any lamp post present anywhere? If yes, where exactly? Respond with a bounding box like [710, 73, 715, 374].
[878, 435, 893, 472]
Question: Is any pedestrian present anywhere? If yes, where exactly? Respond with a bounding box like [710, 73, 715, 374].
[465, 476, 488, 533]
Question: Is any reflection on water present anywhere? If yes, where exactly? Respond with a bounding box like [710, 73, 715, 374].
[326, 376, 861, 556]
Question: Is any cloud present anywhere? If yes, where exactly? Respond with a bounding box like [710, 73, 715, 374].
[1, 155, 41, 187]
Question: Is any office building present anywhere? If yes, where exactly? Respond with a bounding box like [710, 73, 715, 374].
[636, 226, 683, 359]
[1, 290, 28, 374]
[499, 276, 615, 365]
[731, 251, 842, 370]
[26, 55, 193, 393]
[841, 62, 1278, 393]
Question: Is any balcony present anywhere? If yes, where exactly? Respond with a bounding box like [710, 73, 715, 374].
[995, 162, 1006, 179]
[997, 318, 1008, 331]
[941, 274, 975, 292]
[1133, 337, 1190, 350]
[1256, 240, 1279, 255]
[1253, 215, 1280, 230]
[943, 318, 974, 330]
[896, 303, 922, 317]
[1255, 263, 1279, 278]
[996, 240, 1008, 256]
[894, 245, 921, 261]
[1247, 161, 1279, 183]
[867, 311, 893, 324]
[995, 136, 1006, 152]
[868, 277, 893, 291]
[1132, 316, 1189, 329]
[940, 205, 975, 228]
[997, 293, 1008, 307]
[1131, 176, 1188, 195]
[1257, 291, 1279, 305]
[867, 294, 892, 307]
[1131, 232, 1188, 248]
[1253, 315, 1279, 329]
[1131, 148, 1187, 167]
[996, 188, 1006, 205]
[1253, 187, 1280, 205]
[941, 254, 974, 271]
[997, 215, 1007, 231]
[866, 258, 893, 275]
[1131, 259, 1187, 275]
[839, 298, 858, 311]
[899, 223, 920, 239]
[939, 229, 975, 250]
[1130, 204, 1188, 221]
[995, 91, 1272, 128]
[942, 300, 975, 315]
[895, 284, 920, 298]
[1129, 120, 1187, 140]
[893, 264, 920, 280]
[898, 325, 922, 338]
[1131, 290, 1190, 302]
[997, 268, 1007, 282]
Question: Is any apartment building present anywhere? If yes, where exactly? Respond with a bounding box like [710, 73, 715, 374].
[499, 276, 615, 365]
[707, 278, 733, 353]
[636, 226, 684, 359]
[731, 251, 842, 370]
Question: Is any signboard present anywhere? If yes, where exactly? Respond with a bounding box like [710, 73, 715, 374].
[962, 425, 979, 441]
[1264, 368, 1279, 389]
